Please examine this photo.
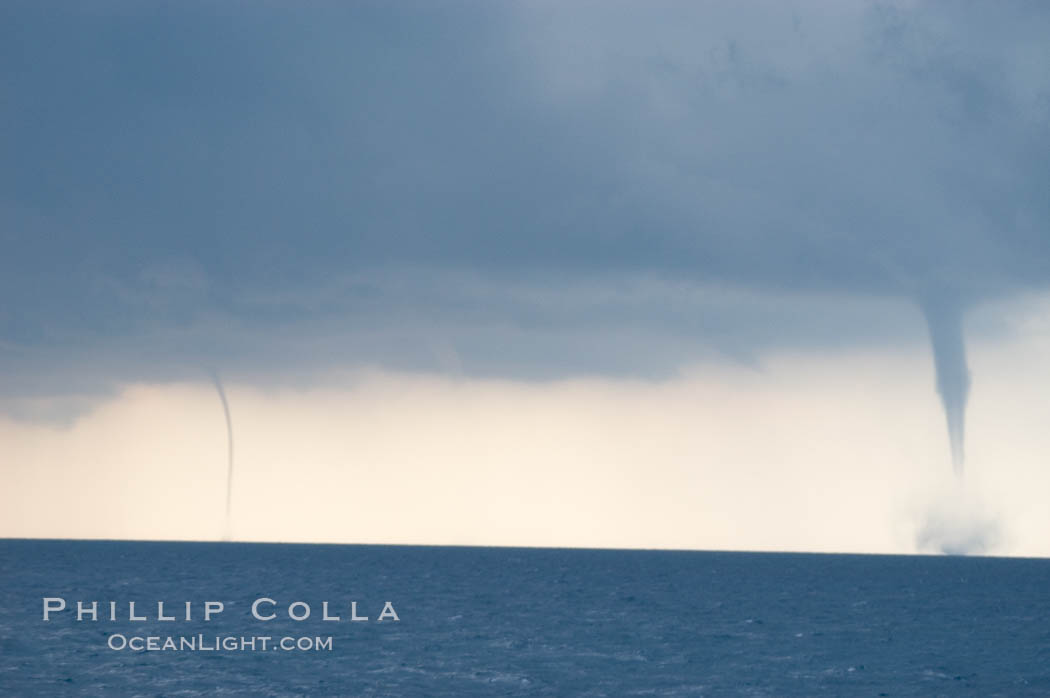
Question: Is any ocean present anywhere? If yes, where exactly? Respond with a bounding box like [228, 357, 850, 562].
[1, 540, 1048, 696]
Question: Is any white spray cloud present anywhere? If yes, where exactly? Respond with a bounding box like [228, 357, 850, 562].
[914, 480, 1002, 555]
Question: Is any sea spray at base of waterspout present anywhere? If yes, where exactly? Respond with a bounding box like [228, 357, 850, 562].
[915, 480, 1002, 555]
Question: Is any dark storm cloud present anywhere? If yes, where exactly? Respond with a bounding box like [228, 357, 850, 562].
[2, 1, 1048, 399]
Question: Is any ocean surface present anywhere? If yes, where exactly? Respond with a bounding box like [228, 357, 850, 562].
[1, 540, 1049, 696]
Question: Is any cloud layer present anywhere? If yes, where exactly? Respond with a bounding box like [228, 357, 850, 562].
[2, 1, 1048, 395]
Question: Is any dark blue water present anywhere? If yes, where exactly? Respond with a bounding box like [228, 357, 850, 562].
[2, 540, 1049, 696]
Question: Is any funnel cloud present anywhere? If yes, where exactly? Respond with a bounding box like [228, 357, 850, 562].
[210, 372, 234, 541]
[920, 297, 971, 476]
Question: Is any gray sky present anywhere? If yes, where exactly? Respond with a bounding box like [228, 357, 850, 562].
[3, 0, 1048, 394]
